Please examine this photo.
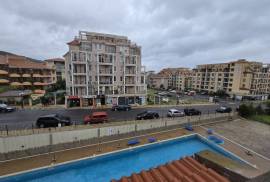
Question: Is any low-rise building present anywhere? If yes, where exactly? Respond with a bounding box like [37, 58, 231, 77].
[0, 52, 56, 94]
[64, 31, 147, 107]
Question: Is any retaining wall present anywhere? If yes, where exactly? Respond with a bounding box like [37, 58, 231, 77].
[0, 113, 233, 160]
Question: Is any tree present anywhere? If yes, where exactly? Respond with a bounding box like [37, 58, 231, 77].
[160, 84, 164, 90]
[215, 90, 229, 98]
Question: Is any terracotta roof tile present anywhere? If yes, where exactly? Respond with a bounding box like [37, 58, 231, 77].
[67, 39, 80, 46]
[112, 157, 230, 182]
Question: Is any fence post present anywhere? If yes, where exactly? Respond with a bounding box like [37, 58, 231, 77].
[5, 125, 8, 136]
[32, 123, 34, 134]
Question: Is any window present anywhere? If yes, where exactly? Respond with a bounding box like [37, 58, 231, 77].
[120, 76, 123, 81]
[114, 66, 116, 72]
[114, 76, 116, 81]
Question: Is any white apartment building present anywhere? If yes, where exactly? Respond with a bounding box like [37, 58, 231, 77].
[64, 31, 146, 107]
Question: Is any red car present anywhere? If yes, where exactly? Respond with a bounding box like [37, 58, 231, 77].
[84, 112, 108, 124]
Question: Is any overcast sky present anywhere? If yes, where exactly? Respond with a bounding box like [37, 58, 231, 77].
[0, 0, 270, 71]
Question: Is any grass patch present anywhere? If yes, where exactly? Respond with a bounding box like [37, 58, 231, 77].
[249, 115, 270, 125]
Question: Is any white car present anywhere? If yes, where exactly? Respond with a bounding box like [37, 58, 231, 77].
[0, 104, 16, 113]
[167, 109, 185, 117]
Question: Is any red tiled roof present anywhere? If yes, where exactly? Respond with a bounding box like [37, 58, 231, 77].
[112, 157, 230, 182]
[67, 39, 80, 46]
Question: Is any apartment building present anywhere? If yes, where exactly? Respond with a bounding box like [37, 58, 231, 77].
[0, 53, 56, 94]
[192, 59, 270, 97]
[64, 31, 147, 107]
[149, 74, 169, 89]
[45, 58, 65, 81]
[158, 68, 192, 91]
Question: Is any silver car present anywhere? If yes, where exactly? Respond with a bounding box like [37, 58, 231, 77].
[167, 109, 185, 117]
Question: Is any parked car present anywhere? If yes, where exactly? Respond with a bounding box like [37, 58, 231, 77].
[167, 109, 185, 117]
[216, 106, 232, 113]
[84, 112, 108, 124]
[111, 104, 131, 111]
[136, 111, 159, 120]
[184, 108, 201, 116]
[36, 114, 72, 128]
[0, 104, 16, 113]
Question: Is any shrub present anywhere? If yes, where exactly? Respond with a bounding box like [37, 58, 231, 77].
[255, 105, 264, 115]
[238, 104, 255, 117]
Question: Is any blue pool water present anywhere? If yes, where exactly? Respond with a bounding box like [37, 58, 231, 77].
[0, 134, 244, 182]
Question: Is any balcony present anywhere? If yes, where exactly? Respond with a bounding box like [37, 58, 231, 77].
[99, 70, 112, 75]
[32, 74, 42, 78]
[0, 70, 8, 75]
[9, 73, 21, 77]
[0, 79, 9, 83]
[33, 82, 48, 86]
[10, 82, 22, 86]
[22, 82, 32, 86]
[99, 60, 113, 65]
[22, 73, 31, 77]
[99, 81, 112, 85]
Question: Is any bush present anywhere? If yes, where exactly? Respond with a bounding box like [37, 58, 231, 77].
[238, 104, 255, 117]
[255, 105, 264, 115]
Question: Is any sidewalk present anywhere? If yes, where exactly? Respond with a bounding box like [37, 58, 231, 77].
[18, 102, 219, 111]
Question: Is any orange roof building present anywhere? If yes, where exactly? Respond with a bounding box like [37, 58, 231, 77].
[0, 52, 56, 93]
[112, 157, 230, 182]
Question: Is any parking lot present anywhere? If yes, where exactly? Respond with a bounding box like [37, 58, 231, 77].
[0, 102, 236, 130]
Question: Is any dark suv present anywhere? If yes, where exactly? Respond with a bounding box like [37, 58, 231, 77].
[136, 111, 159, 120]
[111, 104, 131, 111]
[36, 114, 72, 128]
[216, 106, 232, 113]
[184, 108, 201, 116]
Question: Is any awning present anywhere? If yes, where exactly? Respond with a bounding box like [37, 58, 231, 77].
[0, 70, 8, 75]
[0, 79, 9, 83]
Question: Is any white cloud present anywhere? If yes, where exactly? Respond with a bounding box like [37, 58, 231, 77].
[0, 0, 269, 71]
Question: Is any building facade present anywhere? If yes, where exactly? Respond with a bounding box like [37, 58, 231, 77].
[45, 58, 65, 81]
[0, 53, 56, 94]
[192, 59, 270, 97]
[149, 74, 169, 89]
[64, 31, 147, 107]
[157, 68, 192, 91]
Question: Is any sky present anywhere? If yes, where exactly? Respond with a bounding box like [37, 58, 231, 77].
[0, 0, 270, 71]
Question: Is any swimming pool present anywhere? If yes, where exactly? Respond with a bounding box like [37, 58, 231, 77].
[0, 134, 248, 182]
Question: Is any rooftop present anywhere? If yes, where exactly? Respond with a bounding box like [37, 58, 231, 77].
[112, 156, 230, 182]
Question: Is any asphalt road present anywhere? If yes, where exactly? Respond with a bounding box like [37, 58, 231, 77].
[0, 102, 236, 130]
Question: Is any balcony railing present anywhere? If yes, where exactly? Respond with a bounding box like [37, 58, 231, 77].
[99, 70, 112, 74]
[9, 73, 21, 77]
[99, 81, 112, 85]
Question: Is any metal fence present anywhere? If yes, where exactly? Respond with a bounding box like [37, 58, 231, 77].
[0, 112, 234, 157]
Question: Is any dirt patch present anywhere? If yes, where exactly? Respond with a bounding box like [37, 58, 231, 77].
[206, 119, 270, 158]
